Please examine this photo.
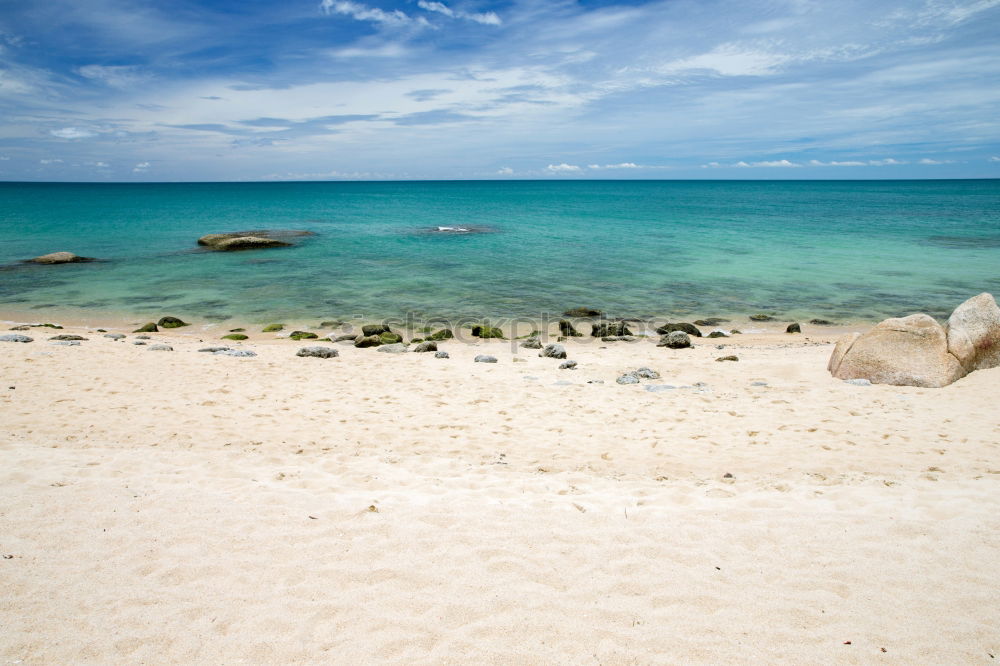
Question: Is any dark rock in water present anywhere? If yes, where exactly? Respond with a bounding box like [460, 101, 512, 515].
[474, 354, 498, 363]
[133, 323, 158, 333]
[427, 328, 454, 341]
[197, 230, 312, 252]
[749, 314, 776, 322]
[707, 331, 728, 338]
[49, 334, 87, 341]
[297, 346, 339, 358]
[786, 323, 802, 333]
[559, 360, 578, 370]
[379, 332, 402, 344]
[591, 320, 631, 337]
[378, 343, 408, 354]
[157, 316, 188, 329]
[222, 333, 248, 341]
[658, 331, 692, 349]
[694, 318, 729, 326]
[809, 319, 836, 326]
[354, 335, 382, 348]
[558, 320, 582, 337]
[656, 322, 702, 337]
[148, 344, 173, 351]
[362, 323, 391, 337]
[434, 351, 450, 359]
[635, 367, 660, 379]
[199, 346, 231, 352]
[716, 355, 739, 362]
[319, 321, 344, 328]
[472, 324, 504, 339]
[262, 324, 284, 332]
[563, 307, 602, 318]
[26, 252, 97, 265]
[289, 331, 318, 341]
[412, 341, 438, 353]
[104, 333, 126, 340]
[540, 343, 567, 359]
[334, 334, 357, 342]
[520, 337, 543, 349]
[0, 334, 33, 343]
[616, 373, 640, 385]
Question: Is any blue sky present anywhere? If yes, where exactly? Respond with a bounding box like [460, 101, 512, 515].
[1, 0, 999, 181]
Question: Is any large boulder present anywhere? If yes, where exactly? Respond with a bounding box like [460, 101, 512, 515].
[591, 320, 631, 337]
[157, 316, 188, 329]
[946, 292, 1000, 372]
[656, 322, 702, 337]
[829, 314, 966, 388]
[472, 324, 504, 339]
[26, 252, 97, 264]
[197, 230, 313, 252]
[539, 343, 567, 359]
[658, 331, 692, 349]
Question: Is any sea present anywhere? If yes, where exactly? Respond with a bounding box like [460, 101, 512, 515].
[1, 179, 998, 326]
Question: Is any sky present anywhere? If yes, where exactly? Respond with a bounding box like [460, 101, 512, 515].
[1, 0, 999, 181]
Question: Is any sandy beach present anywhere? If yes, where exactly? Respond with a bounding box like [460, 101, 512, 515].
[2, 319, 999, 663]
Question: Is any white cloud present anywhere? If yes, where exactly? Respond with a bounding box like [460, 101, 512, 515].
[0, 155, 9, 160]
[704, 159, 801, 168]
[654, 43, 792, 77]
[918, 158, 953, 165]
[868, 158, 906, 166]
[991, 156, 1000, 162]
[39, 159, 63, 164]
[77, 65, 145, 88]
[321, 0, 424, 26]
[417, 1, 501, 26]
[496, 166, 513, 175]
[328, 43, 408, 58]
[50, 127, 96, 139]
[808, 159, 867, 166]
[589, 162, 641, 169]
[133, 161, 151, 172]
[546, 163, 581, 172]
[87, 161, 110, 168]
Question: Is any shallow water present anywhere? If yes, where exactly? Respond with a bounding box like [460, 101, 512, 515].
[1, 179, 998, 324]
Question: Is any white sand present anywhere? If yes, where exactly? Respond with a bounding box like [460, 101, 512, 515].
[2, 324, 999, 663]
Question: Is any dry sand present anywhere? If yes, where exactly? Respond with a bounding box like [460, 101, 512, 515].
[1, 321, 999, 663]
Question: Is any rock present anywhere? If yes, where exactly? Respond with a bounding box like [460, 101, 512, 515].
[148, 344, 173, 351]
[946, 292, 1000, 372]
[157, 316, 188, 329]
[214, 349, 256, 357]
[472, 324, 504, 339]
[434, 351, 450, 359]
[297, 346, 339, 358]
[694, 318, 729, 326]
[197, 231, 310, 251]
[591, 320, 631, 337]
[103, 333, 126, 340]
[730, 329, 742, 335]
[133, 323, 158, 333]
[844, 378, 872, 386]
[0, 334, 33, 343]
[133, 341, 146, 346]
[96, 329, 106, 332]
[222, 334, 248, 341]
[656, 322, 702, 337]
[9, 325, 30, 331]
[362, 323, 391, 336]
[354, 335, 382, 348]
[51, 340, 80, 346]
[519, 337, 543, 349]
[135, 335, 151, 340]
[427, 328, 454, 341]
[715, 355, 739, 362]
[634, 367, 660, 379]
[829, 314, 966, 388]
[749, 314, 776, 322]
[563, 307, 602, 317]
[616, 373, 640, 385]
[379, 332, 403, 344]
[558, 320, 582, 337]
[262, 324, 284, 332]
[809, 319, 836, 326]
[199, 346, 231, 352]
[559, 360, 578, 370]
[49, 334, 87, 341]
[645, 385, 677, 392]
[377, 343, 408, 353]
[707, 330, 728, 338]
[331, 334, 355, 342]
[786, 323, 801, 334]
[658, 331, 692, 349]
[26, 252, 96, 264]
[474, 355, 498, 363]
[289, 331, 318, 341]
[319, 321, 344, 328]
[540, 343, 567, 359]
[412, 341, 438, 353]
[229, 328, 246, 333]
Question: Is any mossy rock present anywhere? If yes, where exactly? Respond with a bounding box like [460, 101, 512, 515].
[354, 334, 382, 348]
[418, 326, 435, 333]
[133, 322, 158, 333]
[290, 331, 318, 340]
[222, 333, 248, 340]
[516, 330, 541, 340]
[472, 324, 505, 339]
[319, 320, 344, 328]
[229, 327, 246, 333]
[38, 323, 64, 329]
[157, 316, 188, 329]
[427, 328, 454, 341]
[379, 332, 403, 344]
[262, 323, 284, 332]
[558, 320, 583, 337]
[362, 323, 391, 336]
[411, 337, 424, 343]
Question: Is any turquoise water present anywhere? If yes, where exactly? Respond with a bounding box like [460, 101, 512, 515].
[1, 180, 998, 324]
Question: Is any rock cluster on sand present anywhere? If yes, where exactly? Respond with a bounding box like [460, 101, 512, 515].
[297, 346, 339, 358]
[829, 292, 1000, 387]
[25, 252, 97, 265]
[658, 331, 692, 349]
[539, 343, 567, 359]
[591, 321, 631, 337]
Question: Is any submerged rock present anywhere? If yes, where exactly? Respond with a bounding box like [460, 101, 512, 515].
[694, 318, 729, 326]
[197, 230, 312, 252]
[297, 346, 339, 358]
[563, 307, 602, 317]
[809, 319, 836, 326]
[26, 252, 97, 265]
[749, 314, 776, 322]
